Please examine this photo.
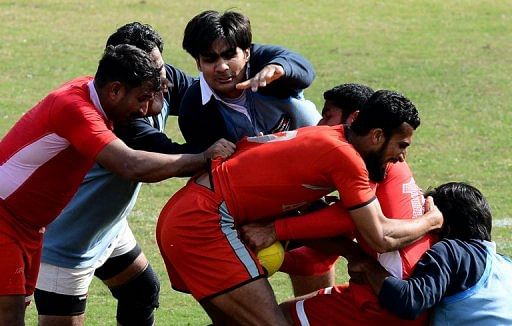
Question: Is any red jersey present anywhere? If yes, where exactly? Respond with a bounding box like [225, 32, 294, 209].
[288, 162, 435, 326]
[374, 161, 435, 278]
[276, 161, 435, 278]
[0, 77, 117, 228]
[212, 125, 375, 225]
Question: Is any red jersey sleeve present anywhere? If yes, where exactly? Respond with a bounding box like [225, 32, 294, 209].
[50, 88, 117, 159]
[274, 201, 357, 240]
[323, 143, 375, 209]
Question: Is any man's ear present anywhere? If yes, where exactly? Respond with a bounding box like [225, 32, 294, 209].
[108, 81, 123, 101]
[195, 58, 202, 72]
[347, 110, 359, 125]
[244, 48, 250, 63]
[371, 128, 385, 145]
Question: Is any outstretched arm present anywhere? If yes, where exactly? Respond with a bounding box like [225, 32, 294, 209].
[348, 196, 442, 253]
[236, 64, 284, 92]
[240, 202, 355, 251]
[236, 44, 315, 94]
[96, 137, 235, 183]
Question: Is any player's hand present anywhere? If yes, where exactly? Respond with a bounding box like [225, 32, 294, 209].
[204, 138, 236, 160]
[236, 64, 285, 92]
[240, 222, 277, 252]
[424, 196, 443, 230]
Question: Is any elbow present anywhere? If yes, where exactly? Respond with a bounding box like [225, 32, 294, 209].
[302, 71, 315, 88]
[368, 236, 396, 254]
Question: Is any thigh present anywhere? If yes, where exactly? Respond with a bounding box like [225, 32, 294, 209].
[94, 224, 146, 288]
[108, 222, 137, 260]
[0, 295, 25, 326]
[204, 278, 288, 326]
[95, 244, 147, 288]
[0, 227, 42, 296]
[157, 183, 266, 301]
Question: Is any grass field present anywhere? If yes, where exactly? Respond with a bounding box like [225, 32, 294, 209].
[1, 1, 511, 325]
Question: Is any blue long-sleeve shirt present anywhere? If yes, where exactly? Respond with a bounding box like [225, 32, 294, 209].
[178, 43, 319, 150]
[379, 239, 512, 324]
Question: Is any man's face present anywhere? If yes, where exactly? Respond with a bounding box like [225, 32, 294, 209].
[318, 100, 344, 126]
[109, 82, 156, 124]
[146, 47, 171, 117]
[364, 123, 414, 182]
[196, 38, 250, 99]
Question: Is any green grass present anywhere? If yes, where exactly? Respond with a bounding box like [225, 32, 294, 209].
[1, 0, 511, 324]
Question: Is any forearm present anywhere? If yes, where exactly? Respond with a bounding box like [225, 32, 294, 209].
[380, 211, 440, 251]
[302, 237, 360, 260]
[97, 139, 207, 182]
[252, 44, 315, 90]
[350, 199, 442, 253]
[274, 203, 355, 240]
[270, 54, 315, 89]
[125, 151, 206, 182]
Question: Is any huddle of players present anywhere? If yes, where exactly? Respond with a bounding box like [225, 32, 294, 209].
[1, 9, 511, 326]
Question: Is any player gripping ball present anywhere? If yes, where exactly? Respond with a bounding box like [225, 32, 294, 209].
[257, 241, 285, 276]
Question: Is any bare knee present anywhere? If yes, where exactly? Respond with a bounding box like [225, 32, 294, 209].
[0, 295, 26, 326]
[38, 314, 84, 326]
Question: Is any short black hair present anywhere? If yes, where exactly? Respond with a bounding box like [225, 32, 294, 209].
[94, 44, 161, 92]
[323, 83, 374, 121]
[106, 22, 164, 54]
[350, 90, 420, 138]
[182, 10, 252, 59]
[425, 182, 492, 241]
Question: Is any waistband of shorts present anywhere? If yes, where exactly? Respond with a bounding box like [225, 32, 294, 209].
[186, 174, 224, 202]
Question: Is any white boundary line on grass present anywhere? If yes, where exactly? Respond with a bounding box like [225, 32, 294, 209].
[493, 217, 512, 228]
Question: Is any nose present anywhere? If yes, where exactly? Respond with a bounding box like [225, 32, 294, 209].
[215, 58, 229, 72]
[398, 149, 407, 162]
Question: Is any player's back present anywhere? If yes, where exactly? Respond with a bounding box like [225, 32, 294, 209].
[212, 125, 364, 225]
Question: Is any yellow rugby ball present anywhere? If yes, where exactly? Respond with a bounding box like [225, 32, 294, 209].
[257, 241, 285, 276]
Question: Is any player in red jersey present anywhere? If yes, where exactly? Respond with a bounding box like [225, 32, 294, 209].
[156, 90, 442, 325]
[0, 45, 234, 325]
[250, 84, 433, 298]
[241, 84, 435, 325]
[251, 84, 434, 325]
[278, 160, 435, 325]
[282, 83, 376, 296]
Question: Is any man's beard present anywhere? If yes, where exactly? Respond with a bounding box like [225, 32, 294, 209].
[364, 145, 387, 183]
